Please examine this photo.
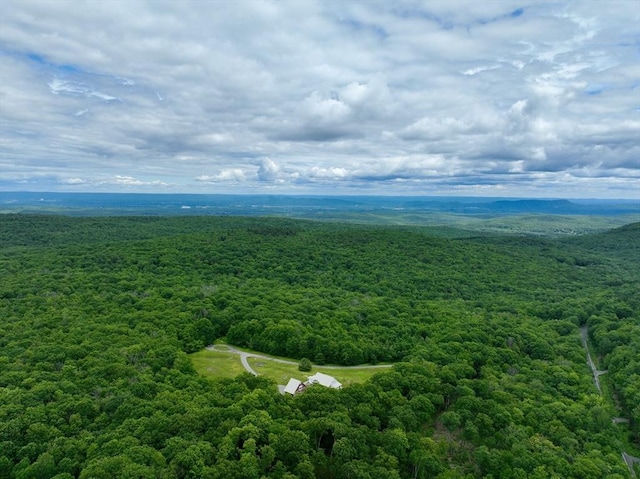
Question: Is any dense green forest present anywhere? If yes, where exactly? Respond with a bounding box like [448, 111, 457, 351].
[1, 214, 638, 478]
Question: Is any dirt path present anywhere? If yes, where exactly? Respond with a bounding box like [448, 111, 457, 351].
[207, 344, 393, 376]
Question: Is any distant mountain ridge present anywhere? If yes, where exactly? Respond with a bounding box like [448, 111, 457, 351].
[402, 198, 637, 215]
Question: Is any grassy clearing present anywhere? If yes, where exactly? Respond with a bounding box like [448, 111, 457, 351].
[247, 357, 389, 386]
[190, 344, 392, 386]
[190, 349, 247, 379]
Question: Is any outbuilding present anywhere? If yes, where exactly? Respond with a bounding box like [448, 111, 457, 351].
[283, 378, 306, 395]
[307, 372, 342, 389]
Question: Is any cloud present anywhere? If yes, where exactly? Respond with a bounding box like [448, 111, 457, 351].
[111, 176, 169, 187]
[260, 75, 392, 142]
[197, 169, 247, 183]
[401, 113, 498, 141]
[61, 177, 88, 185]
[308, 166, 350, 179]
[0, 0, 638, 198]
[48, 78, 118, 101]
[256, 158, 281, 181]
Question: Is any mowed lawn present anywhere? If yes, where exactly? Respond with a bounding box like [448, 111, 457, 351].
[190, 346, 392, 386]
[247, 357, 390, 386]
[190, 349, 247, 379]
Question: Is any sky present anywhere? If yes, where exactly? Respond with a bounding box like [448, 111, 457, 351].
[0, 0, 639, 198]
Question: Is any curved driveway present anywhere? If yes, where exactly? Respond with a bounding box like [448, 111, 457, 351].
[206, 344, 392, 376]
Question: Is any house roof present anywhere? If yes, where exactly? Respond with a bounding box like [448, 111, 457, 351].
[307, 372, 342, 389]
[284, 378, 302, 395]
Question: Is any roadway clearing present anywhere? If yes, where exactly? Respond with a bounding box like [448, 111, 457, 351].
[581, 326, 639, 477]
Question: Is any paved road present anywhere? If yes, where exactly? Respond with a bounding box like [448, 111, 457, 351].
[207, 344, 393, 376]
[622, 452, 640, 478]
[612, 417, 629, 424]
[579, 327, 639, 477]
[580, 325, 607, 393]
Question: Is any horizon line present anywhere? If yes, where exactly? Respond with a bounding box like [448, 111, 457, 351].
[2, 190, 639, 202]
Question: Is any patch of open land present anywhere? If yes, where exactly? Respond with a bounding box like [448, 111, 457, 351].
[190, 343, 392, 386]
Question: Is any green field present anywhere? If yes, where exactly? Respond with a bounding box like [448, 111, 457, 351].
[190, 348, 248, 379]
[249, 357, 389, 386]
[190, 344, 392, 386]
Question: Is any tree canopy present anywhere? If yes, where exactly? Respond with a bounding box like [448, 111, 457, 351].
[1, 214, 638, 478]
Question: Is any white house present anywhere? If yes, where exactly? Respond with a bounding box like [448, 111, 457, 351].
[281, 372, 342, 396]
[306, 372, 342, 389]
